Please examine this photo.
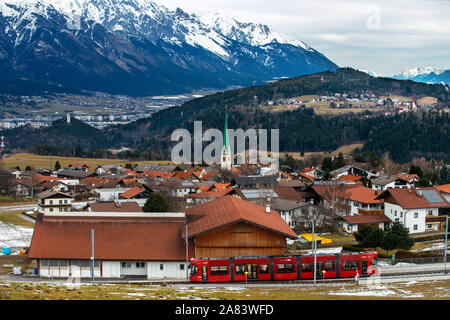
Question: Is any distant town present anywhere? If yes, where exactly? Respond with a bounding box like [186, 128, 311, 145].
[0, 91, 212, 129]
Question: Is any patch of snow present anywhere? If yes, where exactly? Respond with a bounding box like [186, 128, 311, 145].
[0, 222, 33, 248]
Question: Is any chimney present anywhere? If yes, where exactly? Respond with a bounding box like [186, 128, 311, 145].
[115, 200, 122, 208]
[266, 204, 270, 214]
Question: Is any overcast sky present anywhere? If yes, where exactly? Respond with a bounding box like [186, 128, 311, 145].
[153, 0, 450, 76]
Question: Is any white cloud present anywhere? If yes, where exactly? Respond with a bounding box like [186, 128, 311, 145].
[152, 0, 450, 75]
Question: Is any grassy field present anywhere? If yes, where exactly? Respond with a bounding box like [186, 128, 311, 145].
[0, 211, 35, 228]
[1, 153, 172, 170]
[0, 196, 35, 205]
[280, 143, 363, 160]
[0, 279, 448, 300]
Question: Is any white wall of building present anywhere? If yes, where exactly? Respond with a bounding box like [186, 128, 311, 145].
[384, 202, 439, 234]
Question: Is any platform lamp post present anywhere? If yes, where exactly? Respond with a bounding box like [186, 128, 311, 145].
[445, 215, 448, 275]
[186, 223, 189, 281]
[91, 228, 95, 283]
[312, 219, 317, 286]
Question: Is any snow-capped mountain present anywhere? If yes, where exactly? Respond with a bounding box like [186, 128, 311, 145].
[0, 0, 338, 96]
[393, 67, 449, 85]
[360, 69, 378, 77]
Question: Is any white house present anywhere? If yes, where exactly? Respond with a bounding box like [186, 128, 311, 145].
[36, 190, 74, 214]
[377, 188, 449, 233]
[94, 188, 131, 201]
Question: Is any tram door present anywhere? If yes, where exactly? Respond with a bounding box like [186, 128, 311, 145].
[202, 265, 208, 282]
[361, 260, 368, 275]
[315, 262, 324, 277]
[247, 264, 258, 280]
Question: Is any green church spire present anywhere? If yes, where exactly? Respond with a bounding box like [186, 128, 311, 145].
[223, 107, 229, 151]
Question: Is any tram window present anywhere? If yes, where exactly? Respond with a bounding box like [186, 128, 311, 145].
[277, 263, 294, 273]
[191, 265, 198, 275]
[210, 265, 228, 276]
[342, 260, 359, 270]
[259, 264, 269, 274]
[235, 264, 246, 275]
[324, 261, 335, 271]
[302, 263, 312, 272]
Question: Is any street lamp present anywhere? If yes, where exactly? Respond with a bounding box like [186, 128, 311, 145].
[445, 215, 448, 275]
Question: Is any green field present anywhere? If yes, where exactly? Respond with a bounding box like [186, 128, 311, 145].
[0, 211, 35, 228]
[0, 279, 448, 300]
[1, 153, 172, 170]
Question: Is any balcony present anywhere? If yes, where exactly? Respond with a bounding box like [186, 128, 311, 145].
[358, 208, 384, 215]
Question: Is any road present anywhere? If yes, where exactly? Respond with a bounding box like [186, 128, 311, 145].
[0, 204, 36, 213]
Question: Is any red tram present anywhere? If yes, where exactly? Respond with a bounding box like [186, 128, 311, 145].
[189, 252, 378, 283]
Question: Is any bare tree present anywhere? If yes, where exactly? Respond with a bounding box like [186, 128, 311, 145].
[0, 168, 15, 196]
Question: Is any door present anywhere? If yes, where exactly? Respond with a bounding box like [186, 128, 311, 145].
[202, 265, 208, 282]
[362, 260, 368, 275]
[315, 262, 324, 277]
[247, 264, 258, 280]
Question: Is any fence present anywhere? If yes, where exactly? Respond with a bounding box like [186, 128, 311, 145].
[391, 256, 446, 265]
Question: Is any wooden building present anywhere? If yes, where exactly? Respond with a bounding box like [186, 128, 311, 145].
[183, 195, 297, 258]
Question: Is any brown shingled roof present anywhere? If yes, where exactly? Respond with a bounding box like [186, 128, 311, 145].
[183, 195, 297, 239]
[89, 201, 143, 212]
[341, 215, 391, 225]
[28, 215, 193, 261]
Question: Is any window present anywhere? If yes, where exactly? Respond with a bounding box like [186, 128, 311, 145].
[427, 224, 433, 229]
[414, 212, 418, 218]
[428, 210, 433, 215]
[259, 264, 269, 274]
[324, 261, 335, 271]
[277, 263, 294, 273]
[179, 264, 185, 270]
[136, 262, 145, 268]
[342, 260, 359, 271]
[394, 210, 397, 216]
[59, 200, 62, 204]
[64, 200, 67, 204]
[160, 264, 164, 270]
[191, 265, 198, 276]
[59, 208, 62, 212]
[49, 200, 53, 205]
[302, 263, 312, 272]
[413, 225, 418, 231]
[400, 212, 403, 218]
[235, 264, 246, 275]
[210, 266, 228, 276]
[122, 262, 131, 268]
[49, 208, 53, 212]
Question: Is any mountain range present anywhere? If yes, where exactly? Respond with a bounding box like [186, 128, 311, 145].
[0, 0, 338, 96]
[393, 67, 450, 86]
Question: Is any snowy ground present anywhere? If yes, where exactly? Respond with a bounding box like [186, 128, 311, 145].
[299, 247, 343, 255]
[0, 222, 33, 250]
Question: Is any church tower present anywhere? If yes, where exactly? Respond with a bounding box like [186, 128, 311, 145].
[221, 108, 232, 170]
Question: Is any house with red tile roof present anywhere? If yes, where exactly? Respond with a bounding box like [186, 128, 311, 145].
[119, 187, 150, 200]
[310, 184, 383, 216]
[376, 188, 449, 233]
[436, 184, 450, 202]
[340, 215, 392, 234]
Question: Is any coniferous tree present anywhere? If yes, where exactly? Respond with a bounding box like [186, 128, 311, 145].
[143, 193, 170, 212]
[439, 165, 450, 185]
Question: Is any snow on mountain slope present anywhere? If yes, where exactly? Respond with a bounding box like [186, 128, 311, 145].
[201, 12, 312, 51]
[0, 0, 338, 95]
[394, 67, 444, 79]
